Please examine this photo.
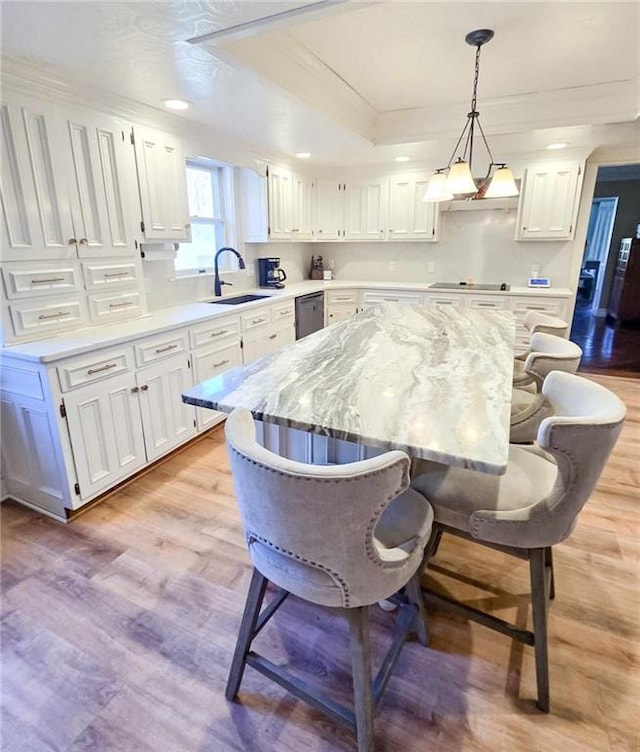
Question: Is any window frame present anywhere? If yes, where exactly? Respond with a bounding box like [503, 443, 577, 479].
[174, 158, 237, 277]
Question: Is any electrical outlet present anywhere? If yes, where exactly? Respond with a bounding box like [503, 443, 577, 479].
[388, 261, 396, 272]
[427, 261, 435, 273]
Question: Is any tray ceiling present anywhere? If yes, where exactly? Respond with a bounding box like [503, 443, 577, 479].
[1, 1, 638, 166]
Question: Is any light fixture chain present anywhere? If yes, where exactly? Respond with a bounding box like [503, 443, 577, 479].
[471, 43, 481, 113]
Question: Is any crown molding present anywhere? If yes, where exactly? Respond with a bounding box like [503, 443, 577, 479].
[373, 80, 639, 146]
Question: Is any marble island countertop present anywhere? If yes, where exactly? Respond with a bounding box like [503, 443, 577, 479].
[183, 304, 516, 475]
[1, 279, 571, 363]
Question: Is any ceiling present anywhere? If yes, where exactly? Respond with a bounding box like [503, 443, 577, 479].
[1, 1, 639, 167]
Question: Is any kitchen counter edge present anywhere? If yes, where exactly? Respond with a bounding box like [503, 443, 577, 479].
[1, 281, 573, 364]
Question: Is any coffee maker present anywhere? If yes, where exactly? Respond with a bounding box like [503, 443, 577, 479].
[258, 257, 287, 289]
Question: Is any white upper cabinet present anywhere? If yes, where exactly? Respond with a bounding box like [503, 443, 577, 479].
[291, 173, 314, 240]
[1, 92, 140, 262]
[132, 124, 191, 242]
[515, 161, 583, 241]
[344, 178, 388, 241]
[388, 175, 439, 241]
[63, 106, 138, 257]
[265, 166, 314, 241]
[267, 165, 294, 239]
[315, 179, 344, 240]
[0, 91, 75, 260]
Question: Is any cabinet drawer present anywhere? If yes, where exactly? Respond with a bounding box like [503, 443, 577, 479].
[271, 300, 295, 321]
[82, 262, 138, 290]
[363, 291, 422, 305]
[510, 297, 562, 319]
[424, 293, 466, 308]
[57, 347, 134, 392]
[135, 331, 188, 367]
[467, 295, 509, 310]
[9, 297, 87, 338]
[2, 263, 80, 299]
[87, 290, 142, 323]
[193, 340, 242, 380]
[241, 307, 271, 331]
[189, 315, 240, 349]
[327, 290, 358, 304]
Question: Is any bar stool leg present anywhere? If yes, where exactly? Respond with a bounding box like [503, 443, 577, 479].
[529, 549, 550, 712]
[346, 607, 374, 752]
[226, 568, 268, 701]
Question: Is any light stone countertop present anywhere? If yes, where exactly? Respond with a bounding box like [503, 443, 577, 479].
[183, 303, 516, 475]
[1, 279, 571, 363]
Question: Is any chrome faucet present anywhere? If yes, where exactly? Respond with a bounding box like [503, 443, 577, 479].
[214, 247, 246, 297]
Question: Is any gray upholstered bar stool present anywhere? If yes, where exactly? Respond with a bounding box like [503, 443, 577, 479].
[510, 333, 583, 442]
[523, 310, 569, 337]
[224, 407, 434, 752]
[411, 371, 625, 712]
[513, 331, 583, 393]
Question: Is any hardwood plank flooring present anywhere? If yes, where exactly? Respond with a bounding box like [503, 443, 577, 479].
[1, 374, 639, 751]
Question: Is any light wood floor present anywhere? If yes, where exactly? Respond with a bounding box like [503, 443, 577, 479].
[2, 374, 638, 752]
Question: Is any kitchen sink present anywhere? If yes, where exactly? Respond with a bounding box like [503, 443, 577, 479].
[208, 294, 271, 305]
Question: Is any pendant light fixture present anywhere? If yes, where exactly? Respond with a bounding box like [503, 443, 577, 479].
[424, 29, 519, 203]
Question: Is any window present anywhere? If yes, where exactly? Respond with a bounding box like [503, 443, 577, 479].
[175, 160, 235, 274]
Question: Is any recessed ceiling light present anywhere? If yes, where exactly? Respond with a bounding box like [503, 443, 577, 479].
[296, 152, 311, 159]
[162, 98, 192, 111]
[395, 156, 411, 162]
[546, 142, 568, 150]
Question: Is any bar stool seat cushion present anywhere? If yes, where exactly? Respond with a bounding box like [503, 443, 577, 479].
[412, 447, 558, 545]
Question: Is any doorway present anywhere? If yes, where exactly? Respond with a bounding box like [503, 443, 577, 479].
[570, 163, 640, 377]
[577, 197, 617, 314]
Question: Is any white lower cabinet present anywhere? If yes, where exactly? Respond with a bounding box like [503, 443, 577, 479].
[326, 289, 359, 324]
[361, 290, 422, 309]
[63, 372, 146, 498]
[192, 338, 243, 431]
[136, 354, 196, 462]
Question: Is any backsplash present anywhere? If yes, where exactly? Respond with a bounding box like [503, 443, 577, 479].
[142, 211, 575, 311]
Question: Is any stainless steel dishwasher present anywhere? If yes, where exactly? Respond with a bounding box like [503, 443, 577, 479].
[295, 291, 325, 339]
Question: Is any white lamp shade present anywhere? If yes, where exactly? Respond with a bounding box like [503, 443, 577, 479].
[446, 160, 477, 195]
[484, 165, 519, 198]
[423, 171, 453, 202]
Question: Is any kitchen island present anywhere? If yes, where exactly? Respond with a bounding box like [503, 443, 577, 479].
[183, 303, 515, 475]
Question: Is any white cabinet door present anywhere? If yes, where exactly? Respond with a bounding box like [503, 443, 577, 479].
[64, 372, 146, 499]
[388, 176, 438, 241]
[291, 173, 314, 240]
[133, 125, 190, 242]
[267, 166, 294, 239]
[516, 162, 582, 240]
[327, 305, 357, 324]
[0, 91, 75, 260]
[344, 179, 388, 241]
[315, 179, 344, 240]
[63, 106, 138, 257]
[136, 354, 195, 461]
[192, 339, 243, 430]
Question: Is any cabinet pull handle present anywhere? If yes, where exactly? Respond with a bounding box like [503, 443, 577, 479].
[31, 277, 66, 284]
[79, 238, 88, 245]
[68, 238, 77, 245]
[269, 333, 278, 340]
[155, 343, 178, 353]
[525, 305, 546, 311]
[477, 302, 496, 307]
[210, 330, 228, 338]
[38, 311, 71, 320]
[384, 298, 399, 302]
[140, 384, 149, 391]
[251, 317, 266, 325]
[104, 271, 129, 278]
[185, 223, 191, 230]
[213, 359, 230, 368]
[109, 301, 134, 309]
[87, 363, 117, 375]
[131, 386, 139, 393]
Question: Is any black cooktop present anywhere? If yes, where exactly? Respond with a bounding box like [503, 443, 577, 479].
[431, 282, 510, 291]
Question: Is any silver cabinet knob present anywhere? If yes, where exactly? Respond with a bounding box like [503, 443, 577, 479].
[68, 238, 77, 244]
[79, 238, 88, 245]
[140, 384, 149, 391]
